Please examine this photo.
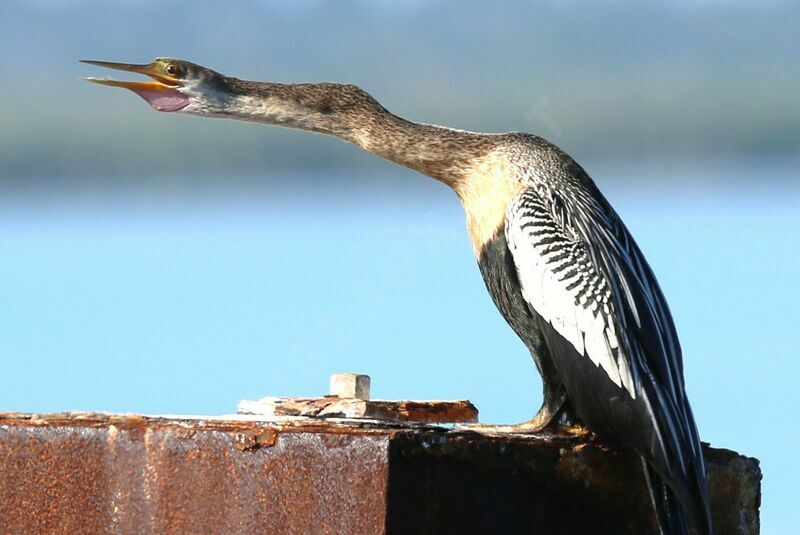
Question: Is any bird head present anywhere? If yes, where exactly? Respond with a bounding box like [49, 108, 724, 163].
[82, 58, 230, 113]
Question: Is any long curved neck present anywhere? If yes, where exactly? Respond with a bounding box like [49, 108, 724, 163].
[203, 79, 497, 188]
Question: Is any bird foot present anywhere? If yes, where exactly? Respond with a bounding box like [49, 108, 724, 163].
[456, 420, 591, 437]
[455, 421, 549, 435]
[456, 409, 592, 438]
[455, 410, 555, 436]
[554, 422, 592, 437]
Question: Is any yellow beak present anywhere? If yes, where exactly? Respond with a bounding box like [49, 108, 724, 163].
[81, 59, 189, 112]
[81, 60, 181, 91]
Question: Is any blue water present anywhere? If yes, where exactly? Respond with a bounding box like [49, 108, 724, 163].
[1, 162, 798, 532]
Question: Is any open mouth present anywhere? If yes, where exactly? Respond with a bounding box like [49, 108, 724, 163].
[82, 60, 190, 112]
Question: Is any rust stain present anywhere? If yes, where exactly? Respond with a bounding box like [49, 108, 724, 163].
[245, 397, 479, 423]
[0, 413, 761, 535]
[0, 413, 391, 534]
[234, 429, 277, 451]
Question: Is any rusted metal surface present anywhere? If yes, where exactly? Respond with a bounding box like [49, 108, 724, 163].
[238, 396, 479, 423]
[705, 447, 763, 535]
[0, 413, 391, 534]
[0, 412, 760, 534]
[387, 433, 761, 535]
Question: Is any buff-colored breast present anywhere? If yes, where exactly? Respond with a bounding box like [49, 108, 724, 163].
[455, 151, 524, 256]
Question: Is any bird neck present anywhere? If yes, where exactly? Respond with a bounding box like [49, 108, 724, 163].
[209, 79, 496, 189]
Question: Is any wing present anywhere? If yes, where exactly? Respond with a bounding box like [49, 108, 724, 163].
[505, 180, 710, 530]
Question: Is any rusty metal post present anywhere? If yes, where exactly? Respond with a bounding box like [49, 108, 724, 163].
[0, 413, 760, 534]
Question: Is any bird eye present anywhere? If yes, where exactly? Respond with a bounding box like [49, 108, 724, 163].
[165, 64, 178, 76]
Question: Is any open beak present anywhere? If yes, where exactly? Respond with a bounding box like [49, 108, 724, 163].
[81, 59, 189, 112]
[82, 60, 181, 90]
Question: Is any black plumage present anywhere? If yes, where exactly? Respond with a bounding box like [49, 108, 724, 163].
[495, 144, 712, 535]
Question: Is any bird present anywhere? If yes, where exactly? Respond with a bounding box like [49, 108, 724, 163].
[83, 58, 712, 535]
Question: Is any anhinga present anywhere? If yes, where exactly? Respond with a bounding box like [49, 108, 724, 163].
[83, 58, 712, 535]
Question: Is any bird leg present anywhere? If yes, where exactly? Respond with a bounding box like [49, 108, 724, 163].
[458, 394, 591, 437]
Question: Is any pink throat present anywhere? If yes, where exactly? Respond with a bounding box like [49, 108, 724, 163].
[131, 88, 190, 112]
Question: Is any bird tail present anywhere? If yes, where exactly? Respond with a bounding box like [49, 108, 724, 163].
[642, 458, 712, 535]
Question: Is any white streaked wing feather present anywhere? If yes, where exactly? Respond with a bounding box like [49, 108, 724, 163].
[506, 190, 634, 397]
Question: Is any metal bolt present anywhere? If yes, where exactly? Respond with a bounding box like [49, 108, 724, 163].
[329, 373, 371, 400]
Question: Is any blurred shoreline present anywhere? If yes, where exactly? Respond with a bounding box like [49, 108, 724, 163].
[1, 158, 797, 226]
[2, 1, 799, 179]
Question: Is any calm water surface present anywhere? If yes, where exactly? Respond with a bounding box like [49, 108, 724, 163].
[1, 161, 797, 532]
